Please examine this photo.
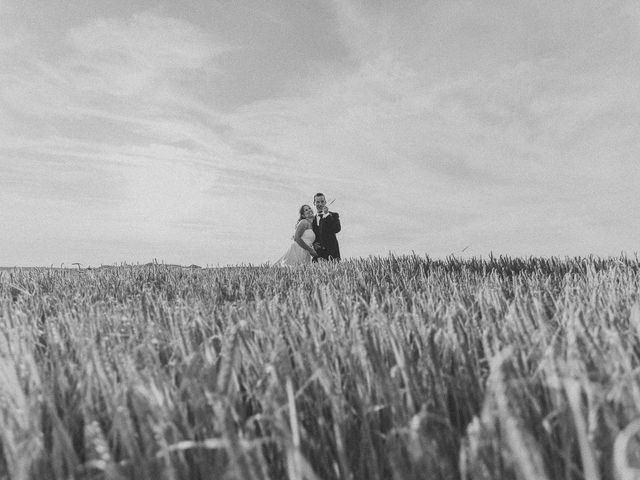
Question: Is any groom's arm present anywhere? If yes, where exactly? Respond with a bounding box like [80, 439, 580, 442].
[324, 212, 341, 234]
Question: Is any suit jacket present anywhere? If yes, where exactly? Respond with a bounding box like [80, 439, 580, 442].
[312, 212, 341, 261]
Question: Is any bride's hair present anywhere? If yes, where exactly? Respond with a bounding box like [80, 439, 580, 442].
[298, 204, 311, 221]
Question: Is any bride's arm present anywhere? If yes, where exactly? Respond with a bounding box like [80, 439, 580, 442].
[293, 221, 317, 256]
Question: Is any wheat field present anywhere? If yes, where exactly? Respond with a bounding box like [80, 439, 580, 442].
[1, 255, 640, 480]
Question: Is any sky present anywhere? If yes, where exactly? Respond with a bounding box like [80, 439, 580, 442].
[1, 0, 640, 266]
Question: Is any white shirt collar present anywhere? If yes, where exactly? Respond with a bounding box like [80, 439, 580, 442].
[316, 211, 329, 224]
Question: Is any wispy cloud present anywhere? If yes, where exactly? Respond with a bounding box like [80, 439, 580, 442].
[223, 0, 640, 259]
[0, 11, 233, 251]
[1, 1, 640, 265]
[64, 13, 225, 95]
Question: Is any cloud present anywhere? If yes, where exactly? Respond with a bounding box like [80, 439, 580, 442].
[0, 11, 232, 216]
[215, 0, 640, 260]
[0, 10, 230, 116]
[64, 12, 227, 97]
[2, 1, 640, 265]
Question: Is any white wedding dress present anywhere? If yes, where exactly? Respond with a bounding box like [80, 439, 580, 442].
[274, 225, 316, 266]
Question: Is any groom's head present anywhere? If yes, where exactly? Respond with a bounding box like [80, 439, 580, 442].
[313, 193, 326, 213]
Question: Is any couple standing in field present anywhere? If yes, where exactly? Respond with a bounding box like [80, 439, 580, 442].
[275, 192, 341, 266]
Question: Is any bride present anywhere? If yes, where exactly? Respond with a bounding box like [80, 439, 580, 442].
[274, 205, 318, 266]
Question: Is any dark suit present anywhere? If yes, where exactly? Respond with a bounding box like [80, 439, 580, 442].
[312, 212, 341, 261]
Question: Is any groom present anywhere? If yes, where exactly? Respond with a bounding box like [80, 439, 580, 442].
[312, 192, 341, 262]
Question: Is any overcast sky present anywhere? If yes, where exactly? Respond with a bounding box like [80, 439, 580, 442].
[1, 0, 639, 266]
